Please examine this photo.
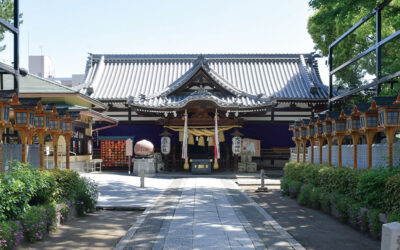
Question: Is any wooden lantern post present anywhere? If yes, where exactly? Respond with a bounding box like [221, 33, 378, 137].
[333, 110, 347, 168]
[375, 94, 400, 167]
[346, 106, 362, 169]
[11, 94, 36, 163]
[292, 122, 302, 162]
[61, 112, 74, 170]
[0, 92, 13, 173]
[300, 120, 309, 163]
[48, 107, 61, 169]
[315, 116, 324, 164]
[360, 101, 379, 169]
[34, 102, 48, 170]
[307, 118, 316, 164]
[323, 114, 333, 166]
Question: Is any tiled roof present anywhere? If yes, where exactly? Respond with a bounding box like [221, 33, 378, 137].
[81, 53, 329, 108]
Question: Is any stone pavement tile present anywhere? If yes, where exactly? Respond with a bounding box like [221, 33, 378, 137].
[163, 236, 192, 249]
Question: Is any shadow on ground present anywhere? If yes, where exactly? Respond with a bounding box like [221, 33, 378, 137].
[20, 210, 142, 250]
[243, 186, 380, 250]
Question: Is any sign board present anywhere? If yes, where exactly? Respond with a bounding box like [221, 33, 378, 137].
[161, 137, 171, 155]
[125, 138, 133, 156]
[232, 136, 242, 155]
[242, 138, 261, 157]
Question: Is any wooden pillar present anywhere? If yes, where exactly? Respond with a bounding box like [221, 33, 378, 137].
[52, 133, 59, 169]
[65, 135, 71, 170]
[352, 134, 360, 169]
[366, 132, 377, 169]
[20, 130, 28, 163]
[318, 137, 324, 164]
[337, 135, 344, 168]
[27, 134, 33, 145]
[296, 140, 300, 163]
[385, 128, 396, 167]
[310, 139, 315, 164]
[302, 139, 307, 163]
[38, 132, 45, 170]
[327, 136, 332, 166]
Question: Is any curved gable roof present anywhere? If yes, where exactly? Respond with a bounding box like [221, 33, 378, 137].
[81, 53, 328, 105]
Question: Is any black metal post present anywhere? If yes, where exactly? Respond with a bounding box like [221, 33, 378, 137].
[376, 8, 382, 95]
[328, 47, 333, 111]
[13, 0, 19, 94]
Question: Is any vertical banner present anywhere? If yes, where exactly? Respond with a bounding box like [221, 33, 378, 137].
[182, 110, 189, 170]
[214, 110, 220, 169]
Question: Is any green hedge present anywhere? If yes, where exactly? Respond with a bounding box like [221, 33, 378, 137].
[0, 162, 100, 248]
[282, 162, 400, 239]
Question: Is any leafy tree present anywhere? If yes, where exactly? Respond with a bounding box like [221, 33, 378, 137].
[0, 0, 22, 52]
[307, 0, 400, 103]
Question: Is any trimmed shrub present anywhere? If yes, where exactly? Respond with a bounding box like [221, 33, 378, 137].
[75, 177, 99, 216]
[281, 177, 291, 196]
[297, 184, 313, 206]
[384, 175, 400, 214]
[20, 206, 48, 243]
[48, 169, 80, 202]
[319, 189, 331, 213]
[0, 220, 23, 250]
[309, 187, 323, 209]
[367, 209, 382, 239]
[288, 180, 302, 198]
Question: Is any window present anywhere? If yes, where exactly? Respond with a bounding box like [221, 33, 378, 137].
[353, 119, 360, 130]
[29, 113, 34, 125]
[34, 116, 44, 127]
[387, 111, 399, 124]
[347, 119, 352, 130]
[3, 107, 9, 121]
[337, 121, 345, 132]
[361, 116, 365, 128]
[16, 112, 27, 124]
[379, 112, 385, 125]
[318, 126, 323, 134]
[367, 116, 378, 127]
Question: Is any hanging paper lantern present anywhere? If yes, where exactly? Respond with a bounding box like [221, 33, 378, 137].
[219, 131, 225, 142]
[179, 131, 183, 142]
[208, 136, 214, 146]
[188, 134, 194, 145]
[198, 136, 205, 146]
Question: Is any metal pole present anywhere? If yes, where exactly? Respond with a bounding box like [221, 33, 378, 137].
[376, 8, 382, 95]
[13, 0, 19, 94]
[328, 47, 333, 111]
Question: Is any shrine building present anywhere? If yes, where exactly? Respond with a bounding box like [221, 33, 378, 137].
[80, 53, 329, 172]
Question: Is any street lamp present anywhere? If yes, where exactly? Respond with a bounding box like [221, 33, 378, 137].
[322, 113, 333, 166]
[332, 110, 346, 167]
[345, 106, 362, 169]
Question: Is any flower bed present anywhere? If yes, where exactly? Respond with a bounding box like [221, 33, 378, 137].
[282, 162, 400, 239]
[0, 161, 99, 249]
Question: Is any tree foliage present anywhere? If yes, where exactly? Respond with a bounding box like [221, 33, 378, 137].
[307, 0, 400, 102]
[0, 0, 22, 52]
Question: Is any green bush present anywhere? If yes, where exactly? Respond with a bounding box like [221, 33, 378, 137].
[297, 184, 313, 206]
[0, 162, 57, 220]
[288, 180, 302, 198]
[319, 189, 331, 213]
[355, 168, 395, 209]
[384, 175, 400, 214]
[309, 187, 323, 209]
[75, 177, 99, 216]
[367, 209, 382, 239]
[388, 213, 400, 223]
[20, 206, 48, 243]
[280, 177, 291, 195]
[0, 220, 23, 249]
[48, 169, 80, 201]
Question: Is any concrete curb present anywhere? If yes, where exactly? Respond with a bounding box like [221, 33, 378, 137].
[232, 182, 305, 250]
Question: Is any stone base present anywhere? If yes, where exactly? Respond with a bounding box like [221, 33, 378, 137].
[255, 187, 269, 192]
[133, 158, 156, 177]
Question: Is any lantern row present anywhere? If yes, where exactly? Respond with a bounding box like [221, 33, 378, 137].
[290, 94, 400, 168]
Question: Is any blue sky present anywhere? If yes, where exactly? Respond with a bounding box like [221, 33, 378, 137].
[15, 0, 325, 79]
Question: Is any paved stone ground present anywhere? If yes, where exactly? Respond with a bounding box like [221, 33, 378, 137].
[117, 178, 301, 250]
[20, 210, 142, 250]
[82, 172, 173, 208]
[242, 186, 381, 250]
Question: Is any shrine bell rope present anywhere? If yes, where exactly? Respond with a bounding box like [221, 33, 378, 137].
[164, 125, 241, 137]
